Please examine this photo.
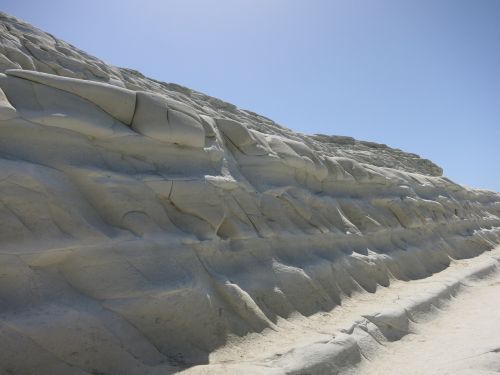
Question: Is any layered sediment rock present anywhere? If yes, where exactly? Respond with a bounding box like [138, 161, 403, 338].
[0, 11, 499, 375]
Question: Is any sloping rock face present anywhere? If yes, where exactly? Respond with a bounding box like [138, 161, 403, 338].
[0, 12, 499, 375]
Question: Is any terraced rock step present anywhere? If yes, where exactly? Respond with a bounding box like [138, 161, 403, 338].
[0, 11, 499, 375]
[355, 248, 500, 375]
[181, 247, 500, 374]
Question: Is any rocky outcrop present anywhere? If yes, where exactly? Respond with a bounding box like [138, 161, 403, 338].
[0, 11, 499, 375]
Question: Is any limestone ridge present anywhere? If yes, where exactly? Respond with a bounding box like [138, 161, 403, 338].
[0, 11, 442, 175]
[0, 11, 498, 375]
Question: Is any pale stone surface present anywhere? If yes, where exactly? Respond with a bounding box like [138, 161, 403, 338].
[6, 68, 137, 124]
[0, 86, 16, 120]
[0, 10, 499, 375]
[353, 251, 500, 375]
[131, 91, 206, 148]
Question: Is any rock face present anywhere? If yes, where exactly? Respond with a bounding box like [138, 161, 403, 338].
[0, 11, 499, 375]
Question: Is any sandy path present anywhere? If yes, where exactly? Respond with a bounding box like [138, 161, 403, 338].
[182, 248, 500, 374]
[209, 252, 497, 364]
[354, 263, 500, 375]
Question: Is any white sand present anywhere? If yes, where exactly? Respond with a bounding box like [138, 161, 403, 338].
[355, 253, 500, 375]
[183, 248, 500, 374]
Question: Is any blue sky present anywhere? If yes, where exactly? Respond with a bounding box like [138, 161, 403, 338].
[2, 0, 499, 191]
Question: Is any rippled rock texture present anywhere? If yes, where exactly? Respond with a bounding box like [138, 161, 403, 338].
[0, 11, 499, 375]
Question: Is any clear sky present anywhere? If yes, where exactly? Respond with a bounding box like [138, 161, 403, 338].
[2, 0, 499, 191]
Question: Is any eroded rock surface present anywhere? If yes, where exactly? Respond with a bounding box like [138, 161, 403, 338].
[0, 11, 499, 375]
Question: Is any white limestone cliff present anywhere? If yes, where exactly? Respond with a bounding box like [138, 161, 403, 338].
[0, 11, 499, 375]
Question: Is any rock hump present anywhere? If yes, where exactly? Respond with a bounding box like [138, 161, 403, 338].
[0, 11, 499, 375]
